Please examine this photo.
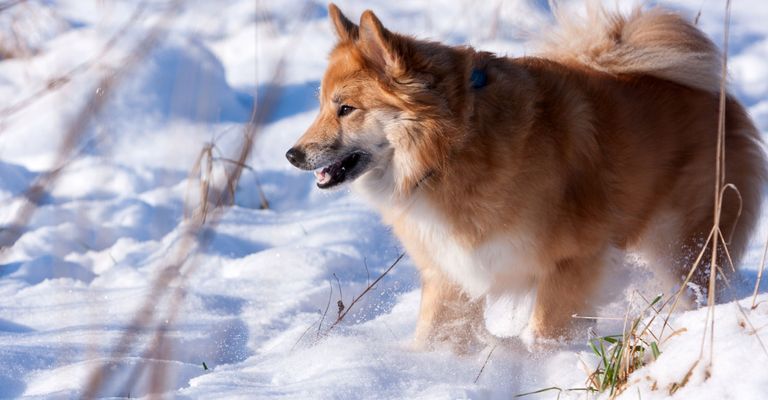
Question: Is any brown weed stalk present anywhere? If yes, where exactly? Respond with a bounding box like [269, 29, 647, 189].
[0, 1, 148, 122]
[83, 2, 324, 397]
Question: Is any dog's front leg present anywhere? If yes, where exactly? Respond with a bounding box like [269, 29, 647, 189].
[412, 262, 487, 354]
[529, 250, 605, 339]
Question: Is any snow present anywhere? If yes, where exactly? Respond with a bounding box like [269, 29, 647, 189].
[0, 0, 767, 399]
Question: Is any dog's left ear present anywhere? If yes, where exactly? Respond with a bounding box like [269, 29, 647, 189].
[358, 10, 406, 77]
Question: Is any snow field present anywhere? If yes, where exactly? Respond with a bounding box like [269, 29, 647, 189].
[0, 0, 766, 398]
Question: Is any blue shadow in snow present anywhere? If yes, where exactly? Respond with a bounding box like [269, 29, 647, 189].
[532, 0, 552, 13]
[728, 269, 768, 301]
[0, 255, 96, 285]
[0, 374, 25, 398]
[0, 319, 34, 333]
[199, 228, 268, 259]
[236, 80, 320, 124]
[0, 160, 36, 199]
[199, 294, 246, 316]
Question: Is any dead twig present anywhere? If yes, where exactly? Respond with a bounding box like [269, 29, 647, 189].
[333, 273, 345, 317]
[213, 155, 270, 209]
[734, 301, 768, 357]
[326, 253, 405, 333]
[95, 2, 323, 396]
[317, 280, 333, 338]
[0, 0, 27, 13]
[752, 231, 768, 309]
[0, 1, 163, 256]
[474, 344, 497, 384]
[0, 1, 148, 122]
[700, 0, 732, 370]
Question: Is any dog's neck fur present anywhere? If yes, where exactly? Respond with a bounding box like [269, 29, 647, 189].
[353, 53, 543, 245]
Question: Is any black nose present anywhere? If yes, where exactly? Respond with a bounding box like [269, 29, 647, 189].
[285, 147, 306, 167]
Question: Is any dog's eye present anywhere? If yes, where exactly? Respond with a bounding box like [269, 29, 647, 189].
[338, 105, 355, 117]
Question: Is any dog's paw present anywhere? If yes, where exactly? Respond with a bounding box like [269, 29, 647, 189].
[518, 324, 566, 354]
[408, 323, 494, 355]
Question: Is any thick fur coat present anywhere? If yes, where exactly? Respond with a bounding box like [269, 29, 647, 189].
[286, 3, 766, 352]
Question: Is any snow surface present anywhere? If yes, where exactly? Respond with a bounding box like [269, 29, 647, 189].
[0, 0, 767, 399]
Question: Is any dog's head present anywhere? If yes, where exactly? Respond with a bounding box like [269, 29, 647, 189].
[286, 4, 472, 197]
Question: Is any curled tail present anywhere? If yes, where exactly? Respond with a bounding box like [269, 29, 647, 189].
[538, 4, 722, 93]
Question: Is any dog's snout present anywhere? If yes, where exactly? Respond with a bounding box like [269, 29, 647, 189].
[286, 147, 306, 168]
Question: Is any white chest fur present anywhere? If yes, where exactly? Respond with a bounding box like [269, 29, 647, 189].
[397, 195, 540, 298]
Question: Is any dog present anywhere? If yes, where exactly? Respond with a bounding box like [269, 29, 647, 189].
[286, 3, 766, 352]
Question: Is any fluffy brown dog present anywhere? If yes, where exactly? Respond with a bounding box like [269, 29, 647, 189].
[286, 3, 765, 352]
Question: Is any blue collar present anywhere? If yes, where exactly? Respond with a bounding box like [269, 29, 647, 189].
[470, 68, 487, 89]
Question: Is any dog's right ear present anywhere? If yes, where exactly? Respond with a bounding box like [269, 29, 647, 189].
[328, 3, 358, 41]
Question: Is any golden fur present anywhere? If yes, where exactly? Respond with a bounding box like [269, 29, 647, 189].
[286, 3, 766, 352]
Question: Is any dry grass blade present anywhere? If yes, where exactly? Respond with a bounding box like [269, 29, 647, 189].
[657, 2, 737, 391]
[82, 73, 287, 399]
[184, 143, 216, 223]
[474, 344, 497, 384]
[326, 253, 405, 333]
[292, 252, 401, 350]
[669, 359, 698, 395]
[213, 156, 270, 209]
[583, 293, 669, 398]
[0, 1, 148, 122]
[700, 0, 732, 369]
[660, 226, 715, 339]
[515, 386, 595, 399]
[290, 320, 319, 352]
[0, 0, 26, 13]
[734, 301, 768, 357]
[333, 272, 345, 317]
[0, 0, 168, 257]
[317, 280, 333, 337]
[83, 2, 324, 395]
[719, 183, 743, 248]
[752, 231, 768, 309]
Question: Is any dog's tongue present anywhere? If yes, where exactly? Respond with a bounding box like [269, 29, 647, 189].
[314, 158, 348, 186]
[315, 160, 341, 185]
[314, 168, 331, 185]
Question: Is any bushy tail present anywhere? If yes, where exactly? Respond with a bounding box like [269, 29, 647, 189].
[538, 4, 722, 93]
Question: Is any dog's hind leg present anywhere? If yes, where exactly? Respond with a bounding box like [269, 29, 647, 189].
[673, 197, 752, 304]
[668, 129, 763, 304]
[413, 264, 487, 353]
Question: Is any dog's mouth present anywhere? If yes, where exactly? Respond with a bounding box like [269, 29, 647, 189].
[314, 152, 371, 189]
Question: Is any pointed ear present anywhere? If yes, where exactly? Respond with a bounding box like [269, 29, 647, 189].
[358, 10, 405, 76]
[328, 3, 358, 41]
